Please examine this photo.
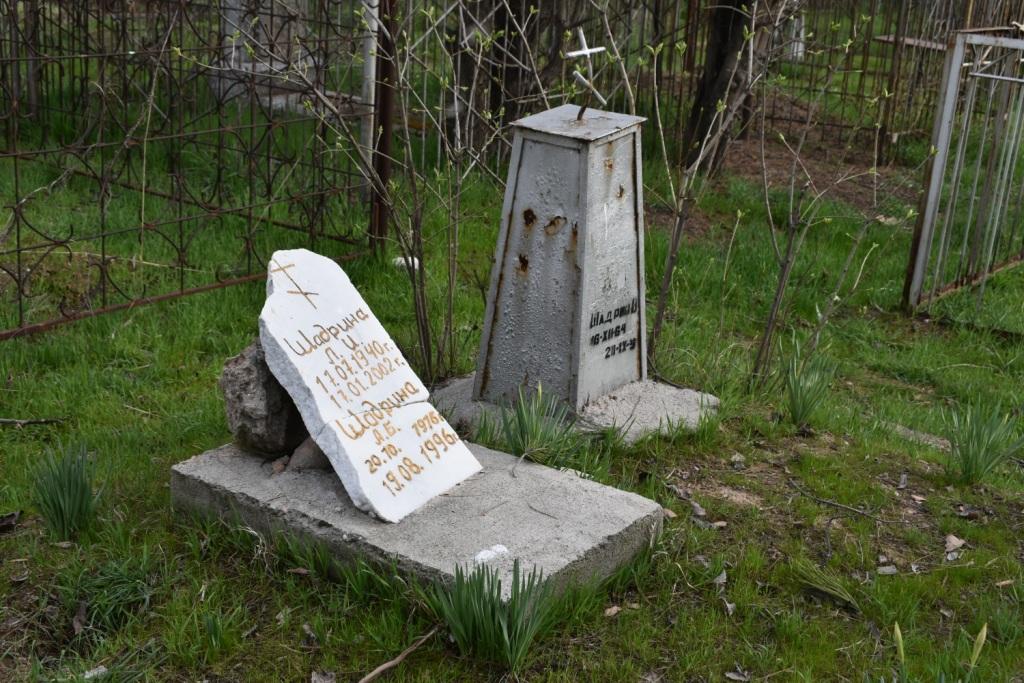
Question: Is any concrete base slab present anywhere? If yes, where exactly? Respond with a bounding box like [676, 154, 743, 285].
[578, 379, 719, 443]
[171, 442, 661, 595]
[433, 373, 718, 444]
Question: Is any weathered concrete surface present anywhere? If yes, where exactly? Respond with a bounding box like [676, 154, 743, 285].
[579, 380, 719, 444]
[435, 373, 718, 445]
[219, 339, 307, 454]
[171, 442, 662, 594]
[473, 105, 648, 413]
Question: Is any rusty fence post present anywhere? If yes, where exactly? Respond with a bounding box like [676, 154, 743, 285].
[369, 0, 394, 253]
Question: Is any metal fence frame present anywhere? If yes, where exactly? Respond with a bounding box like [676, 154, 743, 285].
[2, 1, 1019, 339]
[0, 0, 377, 339]
[903, 28, 1024, 310]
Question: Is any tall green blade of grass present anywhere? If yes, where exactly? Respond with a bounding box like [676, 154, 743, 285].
[944, 401, 1024, 485]
[31, 441, 99, 541]
[422, 559, 558, 672]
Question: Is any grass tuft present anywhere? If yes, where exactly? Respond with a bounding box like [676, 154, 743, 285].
[501, 384, 576, 466]
[791, 558, 860, 613]
[59, 548, 157, 645]
[31, 441, 99, 541]
[421, 560, 558, 672]
[785, 344, 834, 429]
[944, 401, 1024, 485]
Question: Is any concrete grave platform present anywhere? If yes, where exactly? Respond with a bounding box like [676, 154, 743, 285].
[434, 373, 719, 445]
[171, 442, 662, 594]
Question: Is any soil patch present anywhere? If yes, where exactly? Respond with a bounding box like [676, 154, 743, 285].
[719, 137, 920, 215]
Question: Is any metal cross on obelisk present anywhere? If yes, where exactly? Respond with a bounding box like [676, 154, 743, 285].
[566, 27, 606, 120]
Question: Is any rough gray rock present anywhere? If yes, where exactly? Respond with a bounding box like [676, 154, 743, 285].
[219, 339, 307, 454]
[288, 436, 331, 471]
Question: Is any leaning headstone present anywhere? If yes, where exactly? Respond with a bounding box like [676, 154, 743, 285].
[258, 249, 482, 522]
[219, 339, 307, 454]
[436, 104, 718, 442]
[172, 245, 664, 593]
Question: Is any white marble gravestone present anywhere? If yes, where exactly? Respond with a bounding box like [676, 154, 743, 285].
[259, 248, 481, 522]
[473, 104, 648, 411]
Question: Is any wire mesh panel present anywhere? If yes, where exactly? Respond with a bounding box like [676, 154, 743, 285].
[0, 0, 372, 338]
[760, 0, 1019, 158]
[903, 29, 1024, 310]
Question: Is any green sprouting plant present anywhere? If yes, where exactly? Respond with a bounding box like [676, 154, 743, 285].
[944, 401, 1024, 485]
[421, 560, 558, 672]
[498, 384, 576, 468]
[472, 407, 502, 448]
[165, 602, 245, 668]
[31, 441, 100, 540]
[867, 621, 989, 683]
[966, 623, 989, 681]
[894, 622, 908, 683]
[201, 610, 240, 664]
[784, 342, 834, 429]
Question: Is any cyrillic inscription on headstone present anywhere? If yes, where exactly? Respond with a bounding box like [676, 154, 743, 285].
[259, 249, 482, 522]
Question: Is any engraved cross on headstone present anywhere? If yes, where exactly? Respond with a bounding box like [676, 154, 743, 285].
[270, 258, 319, 310]
[566, 27, 607, 118]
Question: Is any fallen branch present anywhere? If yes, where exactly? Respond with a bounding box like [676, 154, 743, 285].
[0, 417, 64, 428]
[357, 626, 438, 683]
[787, 478, 900, 525]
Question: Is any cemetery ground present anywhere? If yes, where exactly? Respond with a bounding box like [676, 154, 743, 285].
[2, 143, 1024, 681]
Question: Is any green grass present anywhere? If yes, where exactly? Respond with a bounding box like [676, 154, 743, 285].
[30, 441, 99, 541]
[944, 401, 1024, 486]
[420, 560, 559, 673]
[3, 139, 1024, 681]
[784, 340, 835, 429]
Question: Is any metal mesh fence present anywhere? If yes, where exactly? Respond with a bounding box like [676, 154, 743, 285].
[0, 0, 371, 338]
[1, 0, 1018, 338]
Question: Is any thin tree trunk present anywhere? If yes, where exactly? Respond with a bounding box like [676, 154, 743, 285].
[682, 0, 747, 170]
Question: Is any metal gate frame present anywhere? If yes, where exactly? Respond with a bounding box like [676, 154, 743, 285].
[903, 28, 1024, 310]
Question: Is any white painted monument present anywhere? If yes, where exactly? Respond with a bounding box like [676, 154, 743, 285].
[436, 104, 718, 442]
[473, 104, 647, 410]
[258, 248, 482, 522]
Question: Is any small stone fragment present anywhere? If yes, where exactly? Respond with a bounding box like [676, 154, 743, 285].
[944, 534, 965, 553]
[288, 436, 331, 471]
[83, 666, 109, 680]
